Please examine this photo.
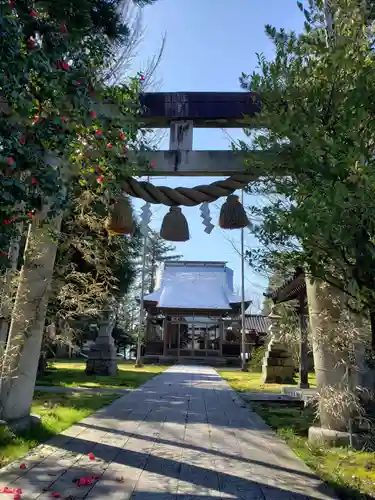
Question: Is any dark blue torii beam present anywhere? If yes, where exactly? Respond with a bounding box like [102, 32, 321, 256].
[139, 92, 261, 128]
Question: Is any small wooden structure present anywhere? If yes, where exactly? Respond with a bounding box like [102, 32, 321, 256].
[264, 268, 311, 388]
[142, 260, 251, 364]
[244, 315, 270, 347]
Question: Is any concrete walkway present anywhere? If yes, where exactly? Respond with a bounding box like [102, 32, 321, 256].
[0, 366, 337, 499]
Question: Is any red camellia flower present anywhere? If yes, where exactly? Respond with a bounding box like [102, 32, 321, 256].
[96, 175, 104, 183]
[107, 143, 113, 149]
[139, 74, 145, 81]
[31, 177, 39, 185]
[30, 9, 37, 17]
[90, 111, 97, 119]
[56, 60, 69, 70]
[95, 129, 103, 137]
[1, 250, 7, 256]
[19, 135, 26, 145]
[7, 157, 15, 166]
[119, 133, 125, 141]
[60, 23, 67, 33]
[3, 220, 10, 225]
[33, 115, 39, 123]
[28, 38, 36, 49]
[27, 212, 33, 218]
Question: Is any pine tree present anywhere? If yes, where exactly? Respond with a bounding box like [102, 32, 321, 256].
[145, 231, 182, 293]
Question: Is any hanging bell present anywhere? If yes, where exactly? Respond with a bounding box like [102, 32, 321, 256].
[160, 206, 190, 242]
[105, 196, 134, 235]
[219, 194, 249, 229]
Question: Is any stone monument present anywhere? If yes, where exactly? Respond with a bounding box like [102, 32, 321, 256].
[86, 310, 118, 376]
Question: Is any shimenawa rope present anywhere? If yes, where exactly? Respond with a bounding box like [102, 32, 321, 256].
[122, 174, 253, 207]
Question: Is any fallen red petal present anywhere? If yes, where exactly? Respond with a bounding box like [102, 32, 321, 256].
[51, 493, 61, 498]
[19, 463, 26, 469]
[76, 475, 99, 487]
[88, 452, 95, 460]
[0, 486, 23, 495]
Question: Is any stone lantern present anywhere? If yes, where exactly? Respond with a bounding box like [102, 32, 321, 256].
[86, 309, 118, 376]
[261, 306, 295, 384]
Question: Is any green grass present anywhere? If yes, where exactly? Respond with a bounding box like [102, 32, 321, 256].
[36, 360, 168, 389]
[217, 369, 317, 393]
[0, 391, 120, 468]
[250, 401, 375, 500]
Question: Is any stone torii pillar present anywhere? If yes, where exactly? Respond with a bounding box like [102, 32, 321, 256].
[305, 277, 365, 446]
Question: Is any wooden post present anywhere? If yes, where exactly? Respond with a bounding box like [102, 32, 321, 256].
[299, 291, 309, 389]
[163, 319, 168, 357]
[177, 322, 180, 359]
[219, 321, 223, 357]
[192, 322, 195, 357]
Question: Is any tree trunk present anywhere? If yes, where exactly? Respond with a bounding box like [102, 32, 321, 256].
[37, 353, 47, 378]
[150, 242, 156, 293]
[370, 309, 375, 352]
[0, 208, 63, 422]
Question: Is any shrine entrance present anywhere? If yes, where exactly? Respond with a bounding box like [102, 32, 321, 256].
[165, 315, 222, 358]
[145, 312, 243, 363]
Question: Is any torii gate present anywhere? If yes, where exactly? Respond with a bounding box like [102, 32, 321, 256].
[137, 91, 260, 176]
[114, 91, 280, 234]
[123, 92, 361, 446]
[121, 91, 258, 372]
[106, 91, 273, 242]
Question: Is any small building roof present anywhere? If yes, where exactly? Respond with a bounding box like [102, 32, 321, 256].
[143, 260, 249, 311]
[244, 314, 271, 334]
[264, 267, 305, 304]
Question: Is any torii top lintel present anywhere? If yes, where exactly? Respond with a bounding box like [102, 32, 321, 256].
[139, 92, 260, 128]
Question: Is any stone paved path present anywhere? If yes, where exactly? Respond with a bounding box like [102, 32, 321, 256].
[0, 366, 337, 499]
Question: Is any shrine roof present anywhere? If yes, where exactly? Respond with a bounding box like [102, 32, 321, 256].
[244, 315, 271, 334]
[264, 268, 305, 304]
[143, 260, 249, 311]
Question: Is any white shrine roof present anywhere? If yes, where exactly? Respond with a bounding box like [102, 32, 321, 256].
[143, 260, 246, 310]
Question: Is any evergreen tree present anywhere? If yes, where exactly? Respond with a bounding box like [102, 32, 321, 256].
[0, 0, 155, 422]
[145, 231, 182, 293]
[240, 0, 375, 340]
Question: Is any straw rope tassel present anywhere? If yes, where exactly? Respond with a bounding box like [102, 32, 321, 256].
[219, 194, 249, 229]
[160, 206, 190, 242]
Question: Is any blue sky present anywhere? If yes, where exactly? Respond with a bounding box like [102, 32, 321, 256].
[133, 0, 304, 311]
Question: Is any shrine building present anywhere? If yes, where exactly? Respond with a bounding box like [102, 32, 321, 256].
[142, 260, 254, 364]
